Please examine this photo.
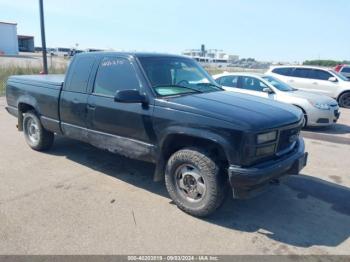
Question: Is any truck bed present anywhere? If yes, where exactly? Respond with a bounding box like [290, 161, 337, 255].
[6, 74, 65, 134]
[8, 74, 65, 87]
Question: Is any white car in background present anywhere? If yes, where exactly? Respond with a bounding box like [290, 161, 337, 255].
[213, 72, 340, 127]
[50, 47, 71, 57]
[266, 65, 350, 108]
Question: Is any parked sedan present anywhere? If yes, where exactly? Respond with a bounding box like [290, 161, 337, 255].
[214, 73, 340, 127]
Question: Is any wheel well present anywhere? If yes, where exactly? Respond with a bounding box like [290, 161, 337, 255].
[292, 105, 307, 126]
[18, 103, 35, 114]
[292, 104, 306, 114]
[161, 134, 229, 168]
[17, 103, 36, 131]
[337, 90, 350, 102]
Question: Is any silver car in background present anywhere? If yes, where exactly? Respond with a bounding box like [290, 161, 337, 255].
[213, 72, 340, 127]
[266, 65, 350, 108]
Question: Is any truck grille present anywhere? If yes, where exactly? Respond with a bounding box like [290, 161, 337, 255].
[277, 127, 300, 153]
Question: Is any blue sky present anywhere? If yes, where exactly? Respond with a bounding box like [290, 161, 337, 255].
[1, 0, 349, 62]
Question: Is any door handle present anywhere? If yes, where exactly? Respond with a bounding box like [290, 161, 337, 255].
[289, 79, 294, 83]
[72, 98, 79, 104]
[86, 104, 96, 110]
[312, 82, 318, 85]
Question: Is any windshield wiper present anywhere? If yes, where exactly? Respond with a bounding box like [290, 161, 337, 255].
[195, 83, 223, 90]
[152, 84, 203, 93]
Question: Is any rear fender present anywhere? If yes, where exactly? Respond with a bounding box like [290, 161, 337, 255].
[16, 95, 40, 131]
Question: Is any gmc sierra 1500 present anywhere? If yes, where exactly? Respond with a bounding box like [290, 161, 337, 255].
[6, 52, 308, 216]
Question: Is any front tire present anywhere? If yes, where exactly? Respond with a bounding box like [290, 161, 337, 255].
[23, 111, 54, 151]
[165, 148, 226, 217]
[338, 92, 350, 108]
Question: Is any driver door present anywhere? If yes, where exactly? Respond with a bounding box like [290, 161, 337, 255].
[87, 56, 153, 144]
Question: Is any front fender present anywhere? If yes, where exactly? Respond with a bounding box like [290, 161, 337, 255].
[158, 125, 240, 165]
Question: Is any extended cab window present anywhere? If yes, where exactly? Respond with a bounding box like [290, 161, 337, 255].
[217, 76, 239, 87]
[241, 76, 268, 91]
[93, 57, 140, 96]
[65, 56, 96, 93]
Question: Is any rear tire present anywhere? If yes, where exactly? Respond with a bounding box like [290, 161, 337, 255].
[23, 111, 54, 151]
[338, 92, 350, 108]
[165, 148, 226, 217]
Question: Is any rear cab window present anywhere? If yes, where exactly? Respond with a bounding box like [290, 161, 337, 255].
[64, 55, 96, 93]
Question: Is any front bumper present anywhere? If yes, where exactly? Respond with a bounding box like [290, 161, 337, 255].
[307, 106, 340, 126]
[228, 137, 307, 199]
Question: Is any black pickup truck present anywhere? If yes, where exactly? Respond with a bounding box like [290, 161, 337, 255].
[6, 52, 308, 217]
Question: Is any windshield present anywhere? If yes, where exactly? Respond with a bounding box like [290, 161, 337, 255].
[262, 75, 296, 91]
[330, 70, 350, 81]
[138, 56, 222, 96]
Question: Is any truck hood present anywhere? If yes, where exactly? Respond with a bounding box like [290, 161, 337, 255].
[157, 91, 302, 131]
[287, 90, 338, 105]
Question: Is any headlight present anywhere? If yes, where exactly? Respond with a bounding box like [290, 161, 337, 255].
[256, 144, 276, 156]
[257, 131, 277, 144]
[308, 100, 330, 110]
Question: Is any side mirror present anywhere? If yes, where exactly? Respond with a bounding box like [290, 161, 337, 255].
[328, 77, 338, 82]
[263, 87, 274, 94]
[114, 89, 148, 104]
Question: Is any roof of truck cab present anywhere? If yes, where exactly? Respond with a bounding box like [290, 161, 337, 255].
[75, 51, 190, 59]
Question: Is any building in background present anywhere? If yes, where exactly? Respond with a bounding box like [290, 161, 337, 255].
[183, 45, 271, 69]
[18, 35, 35, 52]
[0, 21, 19, 55]
[182, 44, 239, 66]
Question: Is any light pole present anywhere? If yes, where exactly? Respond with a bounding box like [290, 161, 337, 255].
[39, 0, 48, 74]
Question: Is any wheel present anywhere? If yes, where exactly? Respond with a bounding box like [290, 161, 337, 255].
[23, 110, 54, 151]
[165, 148, 226, 217]
[338, 92, 350, 108]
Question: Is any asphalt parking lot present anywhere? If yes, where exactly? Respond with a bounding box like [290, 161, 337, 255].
[0, 96, 349, 255]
